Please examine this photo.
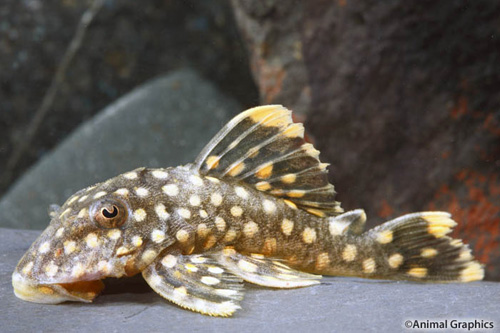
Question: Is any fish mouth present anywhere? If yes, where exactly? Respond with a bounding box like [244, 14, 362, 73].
[12, 272, 105, 304]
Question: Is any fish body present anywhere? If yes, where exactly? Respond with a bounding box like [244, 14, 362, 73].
[13, 105, 484, 316]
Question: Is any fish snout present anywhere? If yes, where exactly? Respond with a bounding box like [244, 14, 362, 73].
[12, 271, 104, 304]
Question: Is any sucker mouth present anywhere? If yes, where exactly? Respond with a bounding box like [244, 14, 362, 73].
[12, 272, 105, 304]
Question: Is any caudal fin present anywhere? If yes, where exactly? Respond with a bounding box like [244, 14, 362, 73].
[365, 212, 484, 282]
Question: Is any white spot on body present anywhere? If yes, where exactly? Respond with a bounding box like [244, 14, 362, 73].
[263, 200, 277, 214]
[215, 216, 226, 232]
[190, 175, 204, 186]
[388, 253, 404, 268]
[208, 266, 224, 274]
[39, 241, 51, 254]
[197, 223, 209, 238]
[152, 170, 169, 179]
[162, 184, 179, 196]
[408, 267, 428, 278]
[107, 229, 121, 240]
[243, 221, 259, 238]
[185, 263, 198, 272]
[362, 258, 376, 274]
[132, 235, 143, 247]
[199, 210, 208, 218]
[93, 191, 107, 199]
[55, 228, 65, 238]
[134, 209, 147, 222]
[115, 188, 129, 196]
[223, 229, 237, 242]
[190, 256, 207, 264]
[116, 246, 131, 256]
[155, 204, 170, 220]
[281, 219, 294, 236]
[235, 186, 249, 199]
[97, 261, 112, 274]
[302, 227, 317, 244]
[63, 240, 77, 254]
[161, 254, 177, 268]
[201, 276, 220, 285]
[210, 193, 223, 206]
[230, 206, 243, 217]
[135, 187, 149, 197]
[77, 208, 88, 218]
[86, 233, 100, 248]
[78, 195, 88, 202]
[421, 248, 438, 258]
[71, 263, 85, 278]
[22, 262, 34, 275]
[342, 244, 357, 262]
[151, 229, 166, 243]
[66, 196, 79, 205]
[176, 229, 190, 242]
[123, 172, 138, 179]
[189, 195, 201, 206]
[178, 208, 191, 219]
[44, 262, 58, 277]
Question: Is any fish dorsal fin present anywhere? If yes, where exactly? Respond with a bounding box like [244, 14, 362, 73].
[194, 105, 343, 217]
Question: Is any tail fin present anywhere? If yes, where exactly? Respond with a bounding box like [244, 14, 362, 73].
[365, 212, 484, 282]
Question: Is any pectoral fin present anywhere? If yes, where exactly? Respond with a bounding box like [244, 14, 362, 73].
[142, 250, 244, 317]
[217, 249, 322, 288]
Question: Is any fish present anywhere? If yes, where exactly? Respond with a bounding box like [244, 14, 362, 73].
[12, 105, 484, 316]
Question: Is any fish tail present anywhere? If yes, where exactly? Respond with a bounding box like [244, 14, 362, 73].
[359, 212, 484, 282]
[324, 212, 484, 282]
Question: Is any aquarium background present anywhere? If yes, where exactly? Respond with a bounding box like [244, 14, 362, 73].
[0, 0, 498, 281]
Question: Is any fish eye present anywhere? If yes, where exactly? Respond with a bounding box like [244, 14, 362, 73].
[90, 199, 128, 229]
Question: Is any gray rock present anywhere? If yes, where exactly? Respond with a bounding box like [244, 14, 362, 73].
[1, 228, 499, 333]
[0, 69, 241, 229]
[0, 0, 258, 196]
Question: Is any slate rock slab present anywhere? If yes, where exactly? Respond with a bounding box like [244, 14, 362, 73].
[0, 69, 241, 230]
[231, 0, 500, 280]
[1, 228, 499, 333]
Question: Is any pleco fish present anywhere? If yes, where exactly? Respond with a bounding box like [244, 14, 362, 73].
[13, 105, 484, 316]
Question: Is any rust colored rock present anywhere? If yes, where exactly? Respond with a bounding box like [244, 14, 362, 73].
[231, 0, 311, 116]
[232, 1, 500, 280]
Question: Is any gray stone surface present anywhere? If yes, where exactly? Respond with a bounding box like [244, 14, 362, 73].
[0, 0, 258, 196]
[1, 228, 499, 332]
[0, 69, 241, 229]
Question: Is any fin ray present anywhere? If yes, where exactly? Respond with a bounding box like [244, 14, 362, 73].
[216, 249, 321, 288]
[142, 251, 244, 317]
[195, 105, 343, 216]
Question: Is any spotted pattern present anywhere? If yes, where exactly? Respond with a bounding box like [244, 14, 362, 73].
[362, 258, 376, 274]
[302, 227, 317, 244]
[342, 244, 357, 262]
[243, 222, 259, 238]
[388, 253, 404, 268]
[281, 219, 294, 236]
[210, 193, 223, 206]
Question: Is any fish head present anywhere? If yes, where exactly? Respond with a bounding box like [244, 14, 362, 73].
[13, 167, 175, 304]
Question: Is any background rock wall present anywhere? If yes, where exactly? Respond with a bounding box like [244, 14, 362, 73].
[232, 0, 500, 280]
[0, 0, 258, 196]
